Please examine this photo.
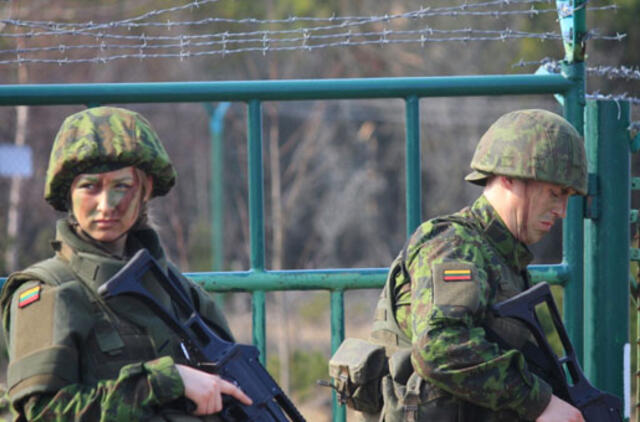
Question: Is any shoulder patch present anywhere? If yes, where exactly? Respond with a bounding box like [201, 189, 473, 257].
[18, 286, 41, 308]
[432, 261, 480, 314]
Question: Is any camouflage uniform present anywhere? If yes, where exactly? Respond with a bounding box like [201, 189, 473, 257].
[370, 110, 587, 421]
[0, 107, 231, 421]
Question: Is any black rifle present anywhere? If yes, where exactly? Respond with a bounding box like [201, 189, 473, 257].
[98, 248, 306, 422]
[490, 282, 622, 422]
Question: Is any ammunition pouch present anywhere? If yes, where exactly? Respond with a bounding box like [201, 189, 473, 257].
[328, 338, 389, 413]
[379, 349, 460, 422]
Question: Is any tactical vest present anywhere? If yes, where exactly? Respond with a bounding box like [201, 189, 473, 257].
[4, 250, 231, 398]
[369, 216, 534, 422]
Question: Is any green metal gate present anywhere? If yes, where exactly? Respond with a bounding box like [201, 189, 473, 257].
[0, 0, 634, 419]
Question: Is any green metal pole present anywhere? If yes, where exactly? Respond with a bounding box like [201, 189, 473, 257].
[560, 61, 586, 363]
[0, 75, 573, 105]
[247, 99, 267, 363]
[405, 95, 422, 236]
[209, 103, 231, 271]
[557, 0, 587, 362]
[583, 100, 630, 405]
[331, 290, 346, 422]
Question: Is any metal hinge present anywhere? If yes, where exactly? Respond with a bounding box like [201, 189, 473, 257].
[584, 173, 599, 220]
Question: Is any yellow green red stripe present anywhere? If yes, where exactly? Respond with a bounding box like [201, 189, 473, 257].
[443, 269, 472, 281]
[444, 269, 471, 275]
[18, 286, 41, 308]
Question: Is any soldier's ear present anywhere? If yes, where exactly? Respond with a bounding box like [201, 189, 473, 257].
[142, 174, 153, 202]
[135, 168, 154, 202]
[498, 175, 514, 191]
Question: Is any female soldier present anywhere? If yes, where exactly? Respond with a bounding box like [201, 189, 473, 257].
[1, 106, 251, 421]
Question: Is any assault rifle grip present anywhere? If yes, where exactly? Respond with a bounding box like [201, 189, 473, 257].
[98, 249, 306, 422]
[492, 282, 622, 422]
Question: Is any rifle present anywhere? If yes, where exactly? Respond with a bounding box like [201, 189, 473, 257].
[98, 248, 306, 422]
[490, 282, 622, 422]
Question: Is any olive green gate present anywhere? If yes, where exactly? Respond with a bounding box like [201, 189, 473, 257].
[0, 0, 634, 420]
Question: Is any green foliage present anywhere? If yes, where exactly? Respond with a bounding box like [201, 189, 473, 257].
[298, 292, 330, 324]
[187, 218, 214, 271]
[210, 0, 336, 21]
[267, 348, 329, 401]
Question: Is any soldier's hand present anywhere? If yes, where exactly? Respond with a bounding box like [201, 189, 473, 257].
[176, 364, 253, 415]
[536, 395, 584, 422]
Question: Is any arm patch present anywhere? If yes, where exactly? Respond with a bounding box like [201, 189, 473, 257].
[432, 261, 480, 314]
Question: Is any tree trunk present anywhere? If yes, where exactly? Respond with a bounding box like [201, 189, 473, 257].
[5, 15, 29, 272]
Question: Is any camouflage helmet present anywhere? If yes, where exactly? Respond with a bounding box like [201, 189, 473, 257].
[44, 106, 177, 211]
[465, 109, 587, 195]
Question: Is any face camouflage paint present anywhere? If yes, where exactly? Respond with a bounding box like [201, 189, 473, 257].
[70, 166, 149, 244]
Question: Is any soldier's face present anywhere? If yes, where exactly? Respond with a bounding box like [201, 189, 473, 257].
[511, 180, 572, 245]
[70, 166, 152, 243]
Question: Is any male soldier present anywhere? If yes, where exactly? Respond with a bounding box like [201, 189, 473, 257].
[370, 109, 586, 421]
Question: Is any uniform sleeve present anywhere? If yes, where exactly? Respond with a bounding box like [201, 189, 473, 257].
[2, 281, 185, 421]
[21, 356, 184, 421]
[407, 226, 552, 421]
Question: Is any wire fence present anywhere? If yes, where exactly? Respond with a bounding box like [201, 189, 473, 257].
[0, 0, 624, 66]
[0, 0, 618, 33]
[587, 93, 640, 106]
[0, 0, 636, 114]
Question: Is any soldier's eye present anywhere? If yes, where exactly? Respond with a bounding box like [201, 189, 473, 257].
[78, 182, 96, 190]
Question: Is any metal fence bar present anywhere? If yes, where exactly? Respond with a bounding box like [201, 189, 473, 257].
[331, 290, 346, 422]
[405, 95, 422, 236]
[561, 60, 586, 362]
[0, 74, 573, 105]
[247, 99, 267, 364]
[0, 265, 569, 290]
[183, 265, 568, 292]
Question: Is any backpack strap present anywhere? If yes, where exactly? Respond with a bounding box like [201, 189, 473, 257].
[370, 240, 413, 354]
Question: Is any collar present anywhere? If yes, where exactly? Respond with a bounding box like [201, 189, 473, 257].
[470, 195, 533, 272]
[51, 219, 168, 290]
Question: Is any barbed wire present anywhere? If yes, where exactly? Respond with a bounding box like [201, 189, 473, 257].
[588, 65, 640, 80]
[0, 25, 628, 66]
[513, 58, 639, 81]
[0, 28, 572, 56]
[587, 93, 640, 106]
[0, 0, 624, 66]
[0, 32, 572, 65]
[0, 24, 625, 63]
[1, 0, 617, 35]
[0, 0, 618, 41]
[3, 0, 222, 32]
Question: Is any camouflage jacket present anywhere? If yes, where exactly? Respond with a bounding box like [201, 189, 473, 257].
[372, 195, 552, 421]
[0, 220, 233, 421]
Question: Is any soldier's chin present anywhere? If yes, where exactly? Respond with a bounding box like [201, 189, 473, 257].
[89, 228, 126, 244]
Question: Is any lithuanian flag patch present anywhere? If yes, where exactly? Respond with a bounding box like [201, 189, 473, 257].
[18, 286, 41, 308]
[442, 269, 472, 282]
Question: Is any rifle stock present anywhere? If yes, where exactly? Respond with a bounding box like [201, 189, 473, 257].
[98, 249, 305, 422]
[491, 282, 622, 422]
